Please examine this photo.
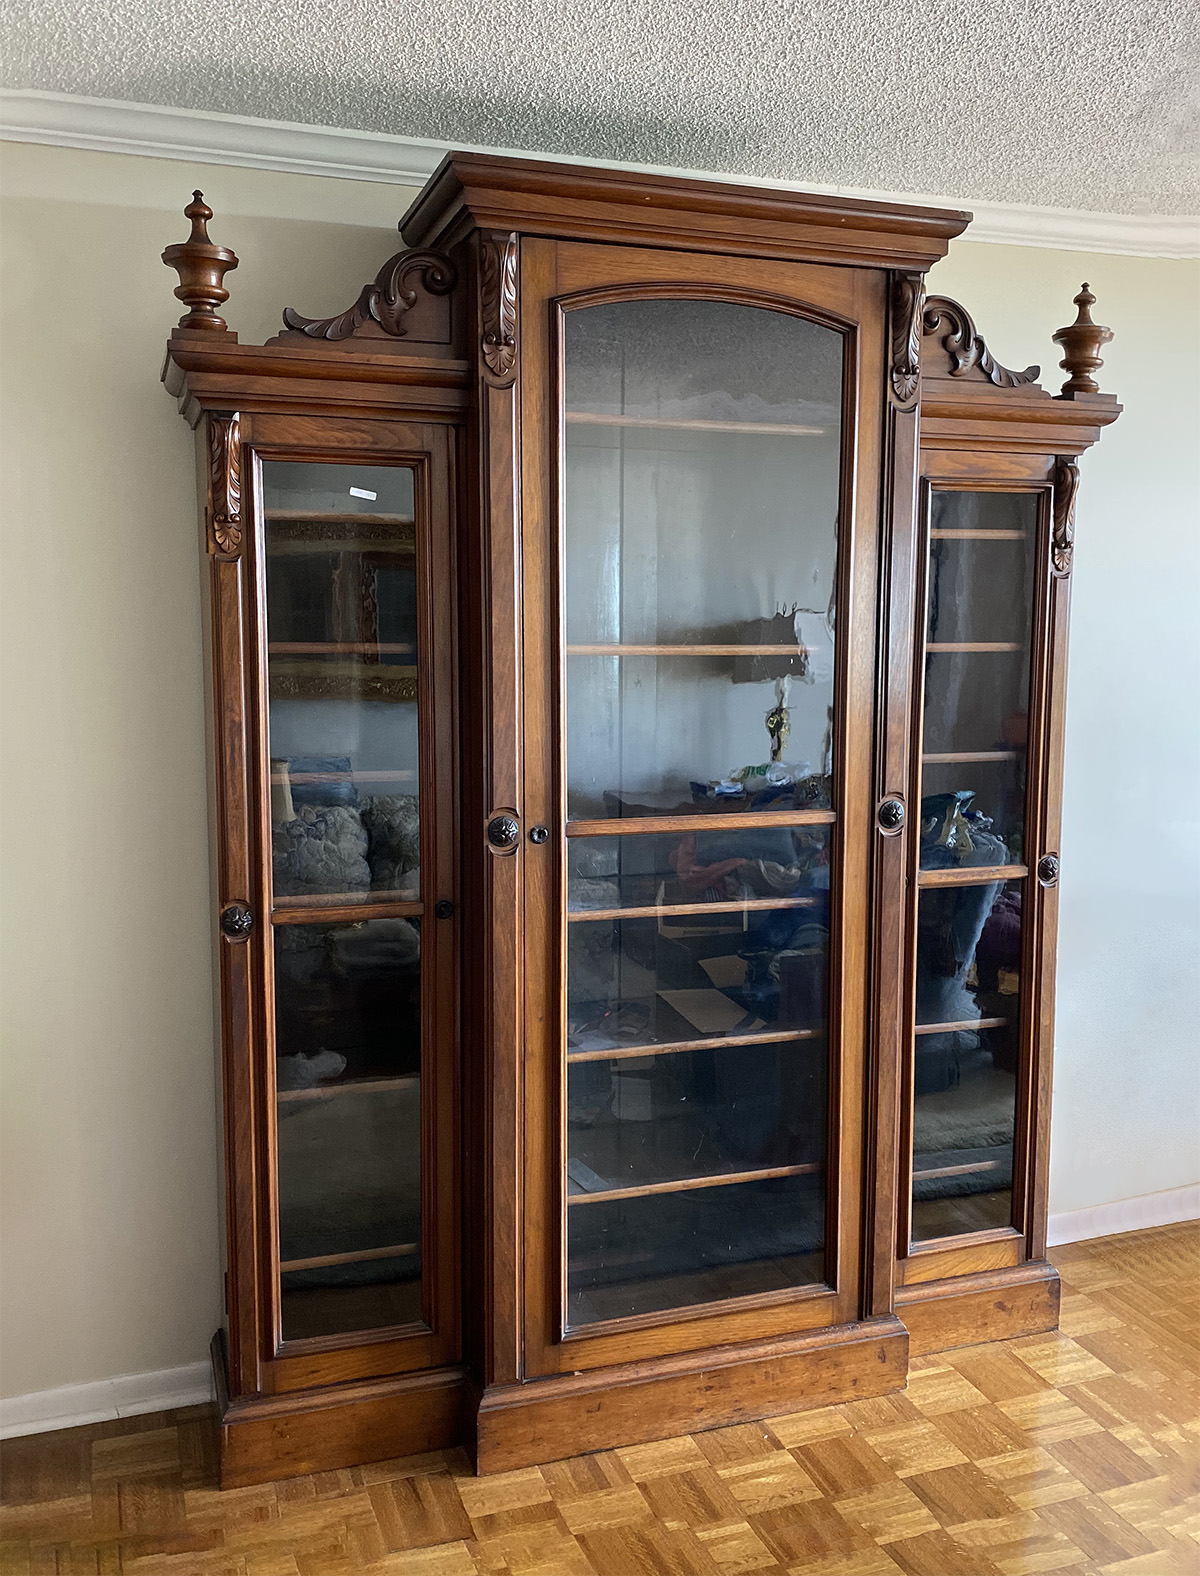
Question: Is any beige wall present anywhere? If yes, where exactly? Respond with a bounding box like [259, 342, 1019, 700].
[1, 141, 1196, 1399]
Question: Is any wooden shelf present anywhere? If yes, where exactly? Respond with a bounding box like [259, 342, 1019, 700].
[567, 1027, 820, 1065]
[567, 894, 820, 923]
[271, 769, 417, 784]
[567, 809, 836, 838]
[566, 1160, 820, 1206]
[918, 864, 1027, 888]
[268, 642, 416, 656]
[566, 644, 807, 657]
[277, 1075, 419, 1104]
[280, 1241, 419, 1274]
[915, 1017, 1008, 1037]
[912, 1159, 1002, 1183]
[926, 642, 1024, 653]
[271, 895, 422, 924]
[565, 410, 827, 437]
[265, 510, 413, 526]
[930, 529, 1027, 540]
[922, 750, 1022, 764]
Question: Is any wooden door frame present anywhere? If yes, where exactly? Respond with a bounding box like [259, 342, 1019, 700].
[211, 412, 462, 1396]
[517, 237, 890, 1378]
[894, 462, 1054, 1289]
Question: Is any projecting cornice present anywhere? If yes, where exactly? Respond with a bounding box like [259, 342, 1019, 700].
[2, 89, 1197, 260]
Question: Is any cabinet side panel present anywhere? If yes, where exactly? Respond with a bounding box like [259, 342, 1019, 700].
[199, 414, 266, 1398]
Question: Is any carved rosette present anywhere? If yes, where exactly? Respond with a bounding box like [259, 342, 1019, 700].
[207, 413, 242, 556]
[1051, 455, 1080, 579]
[480, 233, 518, 385]
[922, 296, 1040, 387]
[282, 250, 456, 341]
[889, 273, 925, 409]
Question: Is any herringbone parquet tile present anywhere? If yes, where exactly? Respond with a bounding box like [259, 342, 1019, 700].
[2, 1224, 1197, 1575]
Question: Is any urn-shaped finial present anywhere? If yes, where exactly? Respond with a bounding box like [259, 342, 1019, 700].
[1052, 283, 1112, 397]
[161, 191, 239, 332]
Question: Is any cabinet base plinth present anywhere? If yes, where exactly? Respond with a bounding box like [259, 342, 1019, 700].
[896, 1261, 1061, 1356]
[472, 1316, 909, 1474]
[211, 1333, 468, 1488]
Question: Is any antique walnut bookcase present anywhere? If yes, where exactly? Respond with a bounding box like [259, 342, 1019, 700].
[161, 155, 1120, 1486]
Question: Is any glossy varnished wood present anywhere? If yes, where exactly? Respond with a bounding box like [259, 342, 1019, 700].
[3, 1225, 1195, 1571]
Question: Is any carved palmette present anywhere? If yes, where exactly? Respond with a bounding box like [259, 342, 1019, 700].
[207, 413, 242, 556]
[480, 233, 518, 384]
[889, 272, 925, 409]
[1051, 455, 1079, 579]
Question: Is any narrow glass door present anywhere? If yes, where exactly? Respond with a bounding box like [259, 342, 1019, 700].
[261, 460, 426, 1342]
[561, 299, 845, 1327]
[910, 489, 1040, 1243]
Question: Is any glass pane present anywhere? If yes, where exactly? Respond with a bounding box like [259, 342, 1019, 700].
[563, 300, 843, 823]
[911, 879, 1022, 1242]
[569, 1039, 825, 1191]
[561, 298, 843, 1327]
[568, 904, 830, 1055]
[921, 492, 1037, 868]
[263, 462, 420, 905]
[568, 1173, 825, 1325]
[567, 826, 832, 915]
[274, 917, 422, 1340]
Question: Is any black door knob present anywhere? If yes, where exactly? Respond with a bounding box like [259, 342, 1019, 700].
[877, 798, 905, 834]
[529, 825, 550, 844]
[487, 814, 521, 850]
[1037, 853, 1060, 887]
[434, 900, 455, 919]
[220, 902, 253, 940]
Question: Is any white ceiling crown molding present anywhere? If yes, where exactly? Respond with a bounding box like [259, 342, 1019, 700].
[3, 89, 1197, 260]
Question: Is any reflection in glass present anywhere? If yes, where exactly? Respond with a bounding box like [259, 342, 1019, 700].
[567, 826, 831, 914]
[274, 917, 423, 1341]
[563, 300, 843, 823]
[911, 881, 1022, 1241]
[263, 462, 420, 903]
[561, 298, 844, 1325]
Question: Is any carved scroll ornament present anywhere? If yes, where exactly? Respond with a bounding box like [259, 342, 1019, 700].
[922, 297, 1040, 387]
[889, 273, 925, 408]
[480, 233, 518, 383]
[282, 250, 456, 341]
[207, 413, 242, 556]
[1051, 455, 1079, 579]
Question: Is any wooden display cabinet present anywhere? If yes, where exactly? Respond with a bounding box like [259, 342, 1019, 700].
[161, 160, 1119, 1486]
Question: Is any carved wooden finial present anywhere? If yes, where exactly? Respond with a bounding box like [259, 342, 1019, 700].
[1052, 283, 1112, 398]
[161, 191, 239, 332]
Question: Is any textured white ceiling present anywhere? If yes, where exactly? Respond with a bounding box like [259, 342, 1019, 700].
[2, 0, 1196, 215]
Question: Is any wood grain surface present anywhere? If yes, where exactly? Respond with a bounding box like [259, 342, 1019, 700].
[2, 1223, 1196, 1574]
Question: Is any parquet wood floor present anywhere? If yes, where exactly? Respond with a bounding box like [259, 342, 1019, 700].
[2, 1224, 1197, 1575]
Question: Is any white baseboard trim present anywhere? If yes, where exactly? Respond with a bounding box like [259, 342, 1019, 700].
[0, 1360, 213, 1440]
[1047, 1183, 1200, 1248]
[1, 89, 1197, 259]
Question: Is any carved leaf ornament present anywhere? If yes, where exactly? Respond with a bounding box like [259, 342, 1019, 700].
[889, 273, 925, 408]
[208, 413, 242, 556]
[1051, 455, 1080, 579]
[283, 250, 456, 341]
[481, 234, 518, 383]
